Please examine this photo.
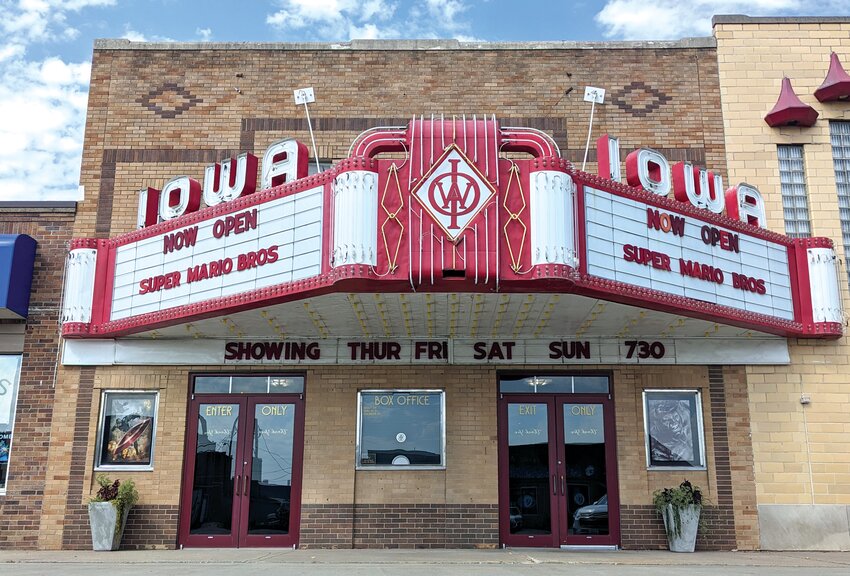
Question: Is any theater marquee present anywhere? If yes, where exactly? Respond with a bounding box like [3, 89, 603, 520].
[60, 116, 843, 366]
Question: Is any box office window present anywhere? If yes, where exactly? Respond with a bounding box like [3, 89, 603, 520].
[0, 355, 22, 493]
[95, 391, 159, 471]
[356, 390, 445, 469]
[643, 390, 706, 470]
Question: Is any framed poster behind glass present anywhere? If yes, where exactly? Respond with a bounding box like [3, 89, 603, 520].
[642, 390, 705, 469]
[95, 390, 159, 470]
[0, 355, 22, 493]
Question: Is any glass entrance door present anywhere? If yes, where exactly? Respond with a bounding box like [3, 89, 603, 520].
[558, 398, 618, 546]
[499, 389, 618, 547]
[179, 394, 304, 548]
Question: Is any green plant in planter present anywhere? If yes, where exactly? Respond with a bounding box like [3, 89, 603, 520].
[652, 479, 704, 539]
[90, 474, 139, 539]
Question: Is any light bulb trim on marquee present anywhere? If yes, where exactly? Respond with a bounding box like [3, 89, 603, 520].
[60, 117, 843, 343]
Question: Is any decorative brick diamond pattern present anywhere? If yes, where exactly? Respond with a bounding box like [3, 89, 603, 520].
[611, 81, 673, 117]
[137, 83, 203, 118]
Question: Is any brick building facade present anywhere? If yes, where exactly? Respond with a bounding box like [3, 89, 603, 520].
[0, 202, 76, 549]
[1, 20, 847, 552]
[714, 16, 850, 550]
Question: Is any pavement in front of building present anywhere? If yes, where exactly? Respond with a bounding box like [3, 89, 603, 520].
[1, 548, 850, 576]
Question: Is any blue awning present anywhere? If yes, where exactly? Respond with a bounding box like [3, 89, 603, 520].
[0, 234, 37, 319]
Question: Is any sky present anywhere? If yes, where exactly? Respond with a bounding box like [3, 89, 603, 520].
[1, 0, 848, 202]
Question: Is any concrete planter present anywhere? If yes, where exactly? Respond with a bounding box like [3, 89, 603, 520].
[661, 504, 700, 552]
[88, 502, 130, 551]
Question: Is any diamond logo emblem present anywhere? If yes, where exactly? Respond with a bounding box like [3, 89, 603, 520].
[411, 145, 496, 241]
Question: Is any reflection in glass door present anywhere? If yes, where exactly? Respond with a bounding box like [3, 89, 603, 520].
[241, 400, 298, 546]
[499, 387, 618, 548]
[185, 401, 241, 547]
[562, 402, 610, 541]
[506, 401, 555, 545]
[179, 394, 303, 548]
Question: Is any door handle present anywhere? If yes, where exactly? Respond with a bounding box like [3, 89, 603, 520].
[560, 475, 565, 496]
[235, 475, 241, 496]
[243, 474, 249, 496]
[552, 474, 557, 495]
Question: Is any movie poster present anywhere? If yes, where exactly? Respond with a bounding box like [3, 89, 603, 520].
[645, 391, 703, 468]
[97, 392, 157, 468]
[0, 431, 10, 464]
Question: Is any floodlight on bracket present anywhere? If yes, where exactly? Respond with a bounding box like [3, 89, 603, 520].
[294, 87, 322, 174]
[581, 86, 606, 171]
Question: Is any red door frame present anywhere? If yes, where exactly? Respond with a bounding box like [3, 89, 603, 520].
[556, 394, 620, 547]
[497, 378, 620, 548]
[178, 392, 305, 548]
[238, 396, 305, 548]
[178, 395, 246, 548]
[497, 395, 560, 547]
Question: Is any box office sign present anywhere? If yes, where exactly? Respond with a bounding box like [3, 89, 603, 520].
[60, 118, 843, 343]
[357, 390, 445, 469]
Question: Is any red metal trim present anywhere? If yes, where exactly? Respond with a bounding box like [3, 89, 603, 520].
[69, 238, 98, 250]
[62, 120, 842, 341]
[500, 128, 557, 158]
[178, 394, 245, 548]
[595, 134, 614, 180]
[496, 375, 619, 549]
[815, 52, 850, 102]
[790, 238, 844, 337]
[572, 171, 793, 246]
[497, 394, 559, 548]
[765, 77, 819, 128]
[790, 239, 813, 328]
[557, 393, 620, 547]
[575, 181, 589, 277]
[177, 381, 306, 549]
[62, 322, 90, 336]
[89, 239, 115, 326]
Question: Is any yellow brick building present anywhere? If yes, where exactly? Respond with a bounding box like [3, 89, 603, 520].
[714, 15, 850, 550]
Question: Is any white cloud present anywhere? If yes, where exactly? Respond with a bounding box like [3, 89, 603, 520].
[0, 0, 115, 200]
[267, 0, 400, 39]
[120, 27, 147, 42]
[0, 0, 115, 45]
[424, 0, 469, 31]
[594, 0, 846, 40]
[120, 25, 175, 43]
[196, 27, 213, 42]
[0, 44, 25, 62]
[266, 0, 474, 41]
[0, 57, 91, 201]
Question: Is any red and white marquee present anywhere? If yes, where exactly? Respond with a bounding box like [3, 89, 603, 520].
[60, 117, 843, 366]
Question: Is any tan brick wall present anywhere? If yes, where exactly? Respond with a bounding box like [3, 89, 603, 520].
[45, 361, 753, 549]
[73, 43, 725, 240]
[715, 21, 850, 509]
[40, 40, 758, 549]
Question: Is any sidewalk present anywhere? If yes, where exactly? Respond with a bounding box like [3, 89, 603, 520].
[1, 548, 850, 575]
